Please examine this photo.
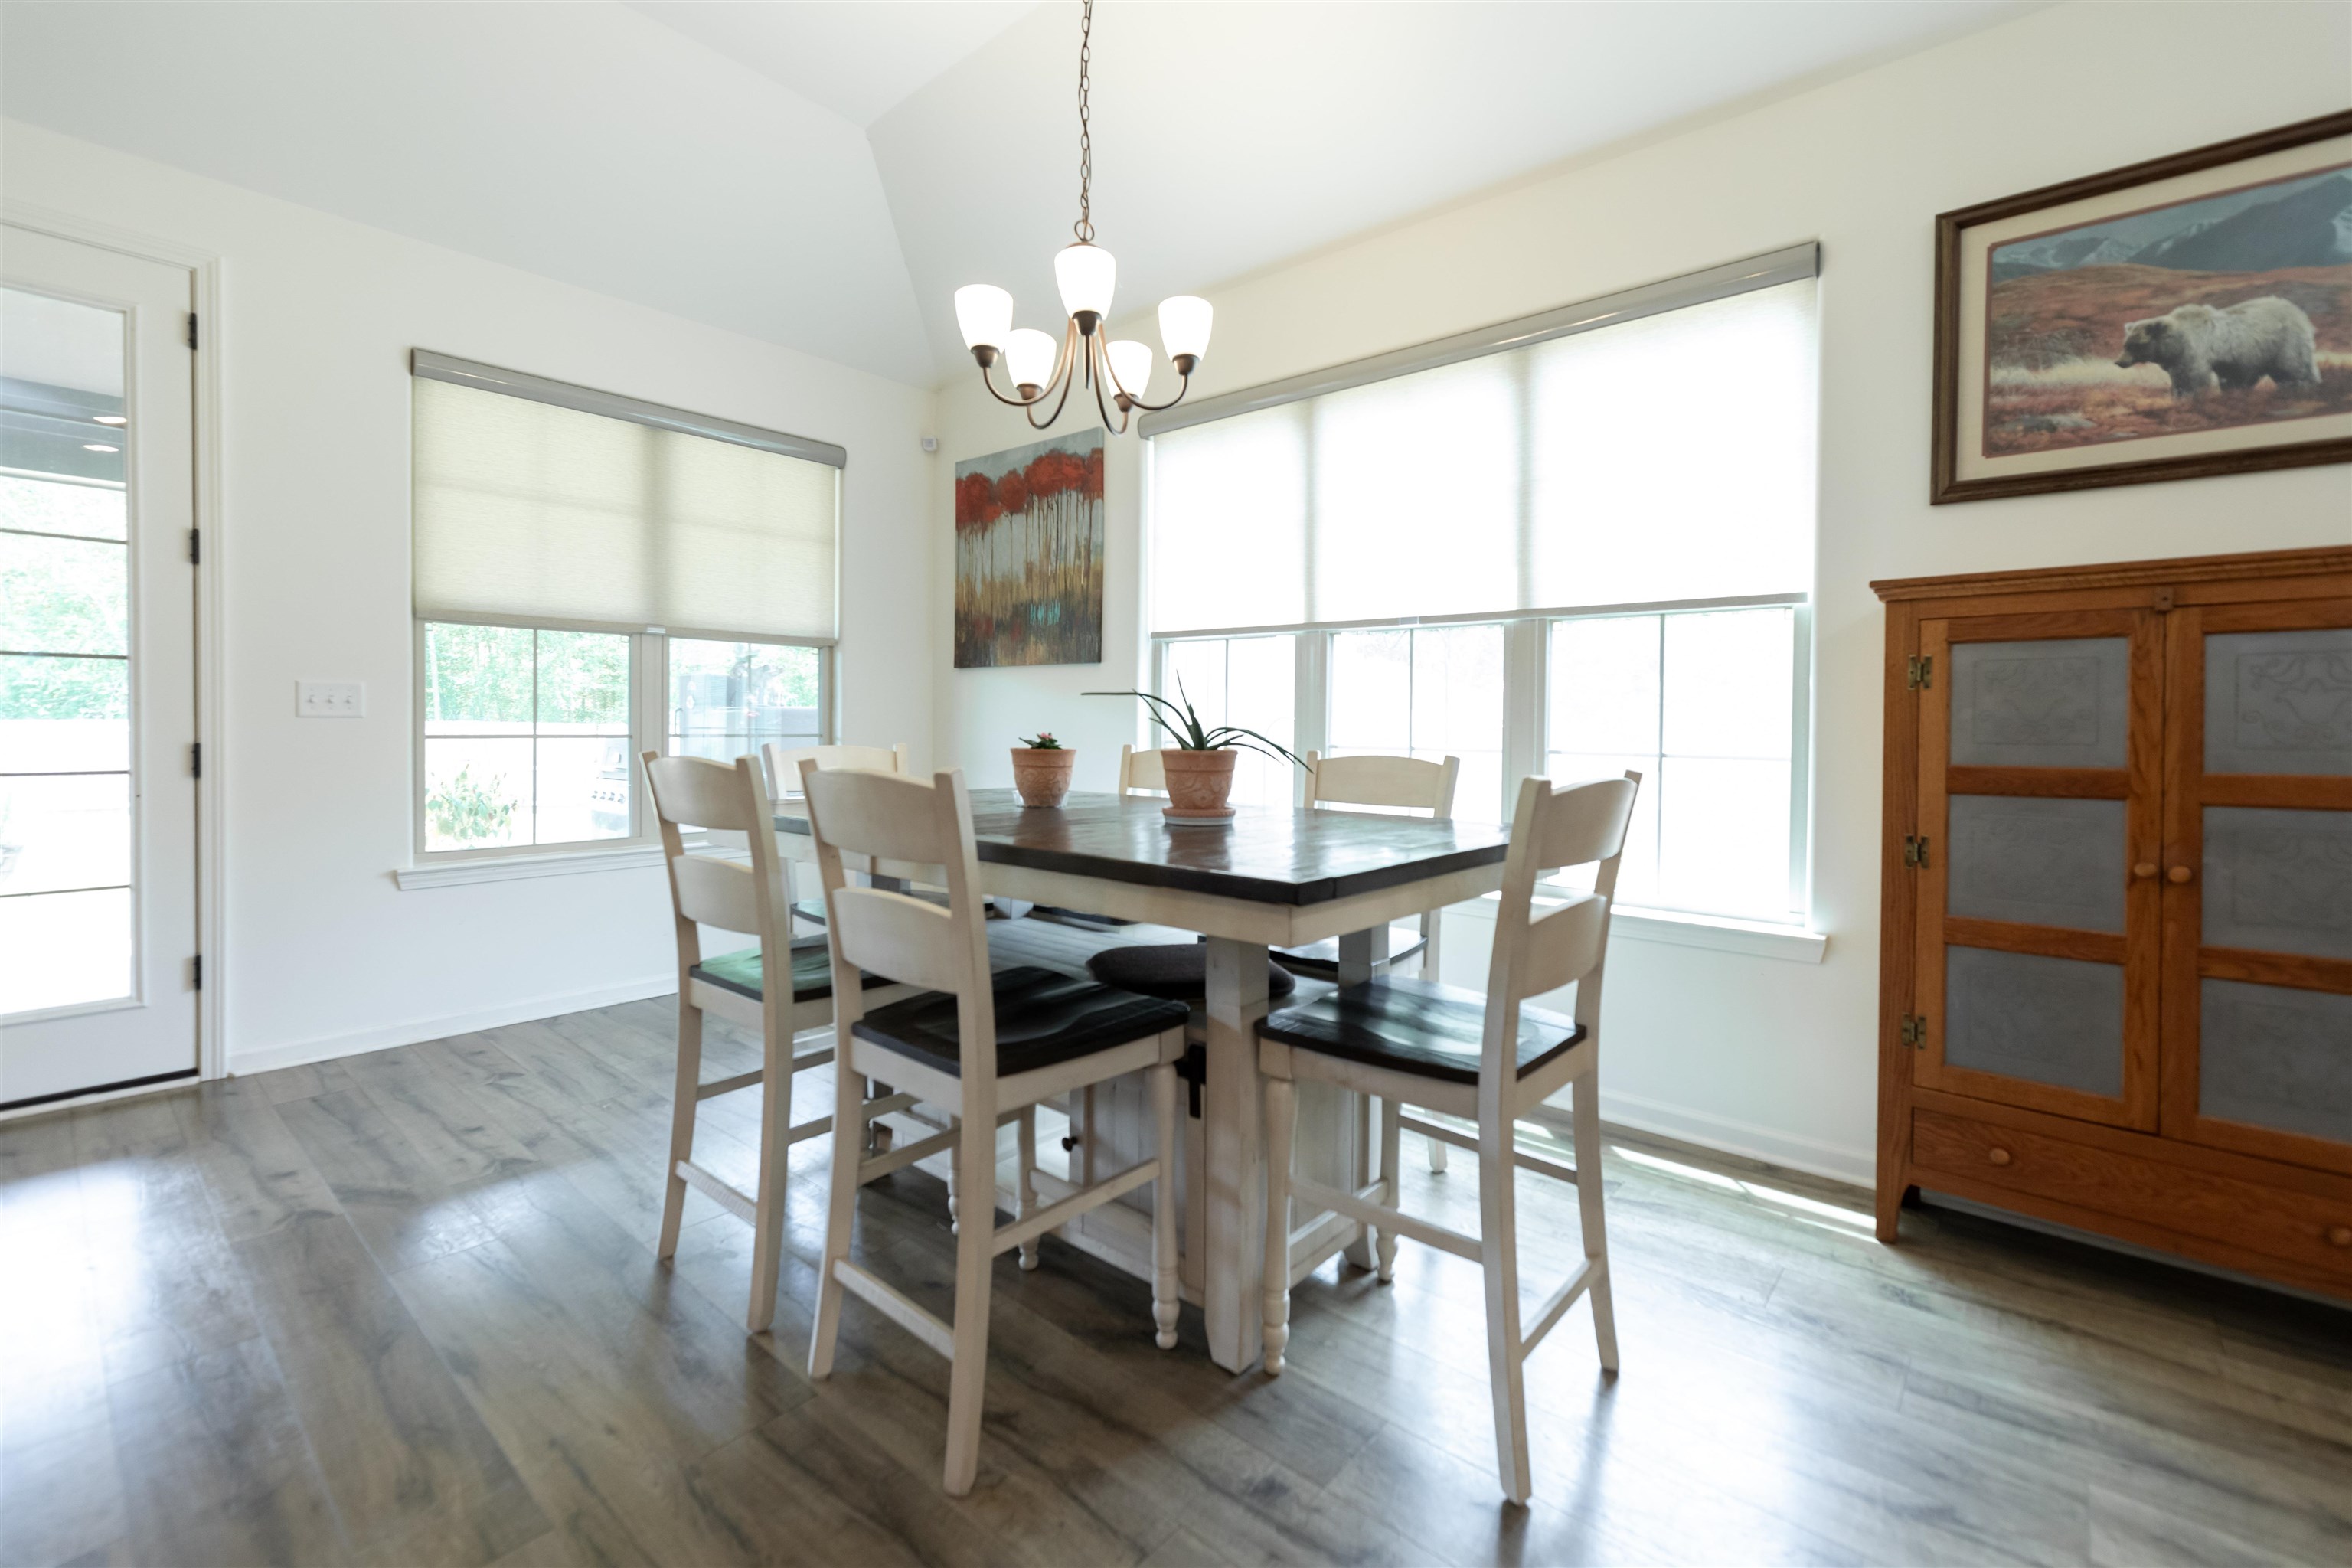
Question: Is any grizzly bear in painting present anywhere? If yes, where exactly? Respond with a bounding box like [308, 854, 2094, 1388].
[2112, 297, 2321, 397]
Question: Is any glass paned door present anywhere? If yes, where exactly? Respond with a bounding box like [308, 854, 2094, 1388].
[1, 227, 199, 1106]
[2163, 604, 2352, 1174]
[1912, 610, 2162, 1129]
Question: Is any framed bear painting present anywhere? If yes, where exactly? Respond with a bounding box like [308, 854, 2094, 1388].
[1932, 109, 2352, 503]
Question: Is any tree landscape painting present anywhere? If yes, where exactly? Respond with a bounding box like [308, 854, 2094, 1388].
[954, 429, 1106, 668]
[1981, 161, 2352, 458]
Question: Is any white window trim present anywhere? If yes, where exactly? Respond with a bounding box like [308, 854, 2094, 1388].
[1448, 891, 1827, 964]
[401, 618, 833, 883]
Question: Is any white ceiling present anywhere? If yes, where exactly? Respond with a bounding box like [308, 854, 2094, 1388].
[0, 2, 2036, 389]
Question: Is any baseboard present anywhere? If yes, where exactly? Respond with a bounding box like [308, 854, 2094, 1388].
[225, 975, 679, 1076]
[1595, 1086, 1874, 1188]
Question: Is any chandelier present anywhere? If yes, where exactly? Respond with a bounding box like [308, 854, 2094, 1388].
[952, 0, 1211, 434]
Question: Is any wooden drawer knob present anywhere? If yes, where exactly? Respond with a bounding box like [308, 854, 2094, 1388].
[2328, 1226, 2352, 1249]
[1987, 1147, 2013, 1167]
[2167, 866, 2194, 884]
[2132, 862, 2158, 880]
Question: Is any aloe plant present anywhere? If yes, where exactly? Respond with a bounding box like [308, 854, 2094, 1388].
[1085, 678, 1305, 766]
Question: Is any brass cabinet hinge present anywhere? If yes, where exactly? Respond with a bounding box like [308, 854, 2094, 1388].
[1906, 655, 1934, 691]
[1903, 834, 1931, 869]
[1899, 1014, 1929, 1049]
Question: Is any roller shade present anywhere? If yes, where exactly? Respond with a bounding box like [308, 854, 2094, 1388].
[412, 354, 840, 639]
[1147, 247, 1817, 634]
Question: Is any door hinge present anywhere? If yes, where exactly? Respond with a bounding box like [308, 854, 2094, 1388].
[192, 955, 203, 989]
[1906, 655, 1934, 691]
[188, 528, 201, 565]
[1174, 1041, 1207, 1119]
[187, 312, 198, 351]
[1899, 1014, 1929, 1049]
[1903, 833, 1931, 869]
[190, 742, 201, 779]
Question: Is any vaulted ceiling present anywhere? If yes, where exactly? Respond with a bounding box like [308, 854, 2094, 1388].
[2, 2, 2036, 388]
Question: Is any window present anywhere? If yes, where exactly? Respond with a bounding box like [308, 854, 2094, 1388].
[410, 354, 841, 860]
[667, 638, 822, 763]
[1158, 635, 1295, 808]
[1145, 248, 1816, 924]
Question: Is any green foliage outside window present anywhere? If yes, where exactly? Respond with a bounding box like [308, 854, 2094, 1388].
[426, 763, 516, 845]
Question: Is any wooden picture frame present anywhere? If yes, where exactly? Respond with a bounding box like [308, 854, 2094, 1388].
[1932, 110, 2352, 504]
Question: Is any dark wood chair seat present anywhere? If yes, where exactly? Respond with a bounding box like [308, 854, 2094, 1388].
[690, 946, 897, 1006]
[853, 966, 1190, 1080]
[1270, 920, 1430, 980]
[1086, 942, 1297, 1002]
[1256, 975, 1584, 1086]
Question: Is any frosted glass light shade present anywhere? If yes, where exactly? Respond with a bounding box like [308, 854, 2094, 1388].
[1055, 243, 1117, 319]
[1004, 328, 1059, 390]
[1106, 339, 1153, 397]
[954, 284, 1013, 351]
[1159, 295, 1213, 361]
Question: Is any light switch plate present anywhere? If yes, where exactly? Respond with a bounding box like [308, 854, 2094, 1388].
[298, 680, 365, 717]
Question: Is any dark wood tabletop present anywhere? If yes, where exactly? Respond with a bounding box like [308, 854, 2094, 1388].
[776, 788, 1510, 906]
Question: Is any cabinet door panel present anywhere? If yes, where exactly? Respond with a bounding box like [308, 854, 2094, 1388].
[2164, 601, 2352, 1176]
[1946, 947, 2125, 1099]
[1950, 636, 2130, 769]
[2203, 627, 2352, 776]
[1949, 795, 2127, 933]
[2199, 979, 2352, 1146]
[2203, 806, 2352, 960]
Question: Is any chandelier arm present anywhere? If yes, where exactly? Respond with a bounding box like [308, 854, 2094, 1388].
[1116, 371, 1194, 414]
[976, 356, 1050, 409]
[1086, 344, 1133, 436]
[1024, 357, 1078, 430]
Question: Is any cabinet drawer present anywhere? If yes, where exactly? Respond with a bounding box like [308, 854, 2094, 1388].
[1912, 1107, 2352, 1284]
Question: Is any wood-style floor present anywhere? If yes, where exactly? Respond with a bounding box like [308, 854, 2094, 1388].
[5, 918, 2349, 1568]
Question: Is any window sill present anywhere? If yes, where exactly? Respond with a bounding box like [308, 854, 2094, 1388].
[1453, 893, 1826, 964]
[394, 839, 744, 890]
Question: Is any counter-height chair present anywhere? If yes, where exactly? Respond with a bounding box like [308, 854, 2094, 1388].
[1273, 751, 1459, 982]
[799, 760, 1190, 1495]
[1118, 742, 1167, 795]
[1258, 770, 1640, 1505]
[1273, 750, 1461, 1173]
[762, 742, 913, 935]
[642, 751, 920, 1333]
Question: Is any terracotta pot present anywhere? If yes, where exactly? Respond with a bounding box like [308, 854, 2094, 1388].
[1010, 746, 1076, 808]
[1158, 747, 1238, 815]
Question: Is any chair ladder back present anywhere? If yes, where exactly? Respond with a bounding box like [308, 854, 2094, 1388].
[799, 761, 999, 1089]
[1118, 743, 1167, 795]
[762, 740, 910, 799]
[644, 752, 794, 1002]
[646, 752, 761, 833]
[1479, 771, 1642, 1082]
[1304, 750, 1459, 815]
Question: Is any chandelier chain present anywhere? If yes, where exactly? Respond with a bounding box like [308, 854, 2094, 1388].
[1074, 0, 1093, 243]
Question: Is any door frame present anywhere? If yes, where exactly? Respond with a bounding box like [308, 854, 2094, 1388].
[4, 200, 226, 1086]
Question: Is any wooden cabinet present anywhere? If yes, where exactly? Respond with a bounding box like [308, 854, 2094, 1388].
[1874, 547, 2352, 1300]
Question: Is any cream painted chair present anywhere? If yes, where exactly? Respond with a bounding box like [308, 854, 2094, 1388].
[1258, 770, 1640, 1505]
[640, 751, 920, 1333]
[1274, 750, 1459, 982]
[762, 742, 913, 935]
[1117, 742, 1167, 795]
[799, 760, 1190, 1495]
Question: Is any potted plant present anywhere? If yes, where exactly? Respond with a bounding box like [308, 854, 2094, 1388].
[1086, 681, 1303, 819]
[1010, 731, 1076, 808]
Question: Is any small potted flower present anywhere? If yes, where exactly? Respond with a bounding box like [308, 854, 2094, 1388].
[1086, 680, 1304, 820]
[1011, 731, 1076, 808]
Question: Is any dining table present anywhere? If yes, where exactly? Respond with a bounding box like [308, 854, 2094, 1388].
[772, 786, 1512, 1372]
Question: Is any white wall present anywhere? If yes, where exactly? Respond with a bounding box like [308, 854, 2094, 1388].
[4, 121, 937, 1072]
[933, 2, 2352, 1183]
